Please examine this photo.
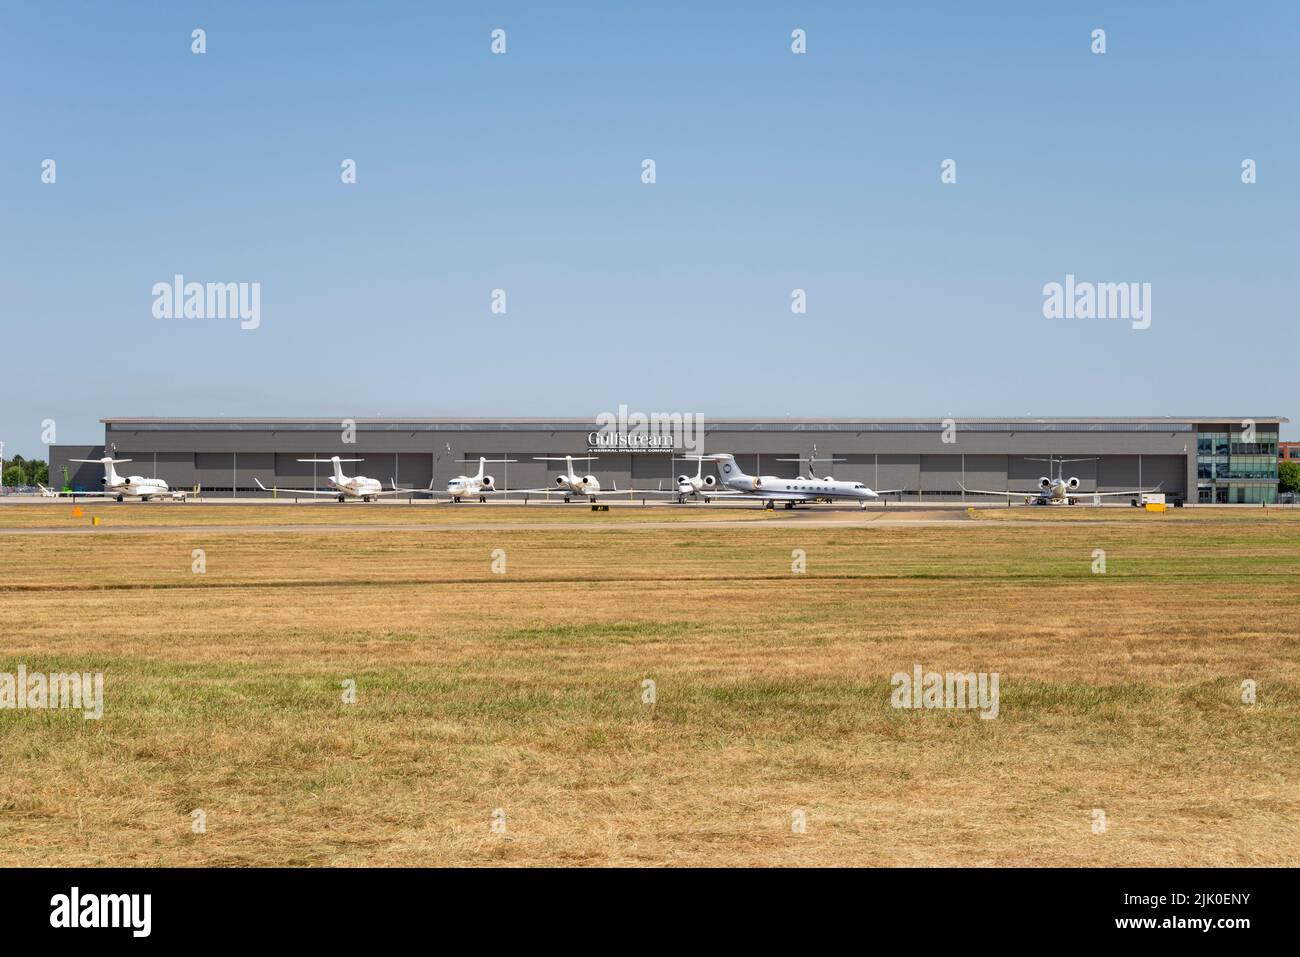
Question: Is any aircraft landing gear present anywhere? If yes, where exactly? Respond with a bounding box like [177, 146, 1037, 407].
[564, 496, 571, 503]
[764, 500, 776, 511]
[338, 494, 346, 503]
[479, 495, 487, 503]
[116, 494, 124, 502]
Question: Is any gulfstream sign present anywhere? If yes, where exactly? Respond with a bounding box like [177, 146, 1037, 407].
[590, 406, 704, 454]
[587, 430, 676, 451]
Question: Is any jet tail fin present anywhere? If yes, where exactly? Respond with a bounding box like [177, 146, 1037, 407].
[70, 456, 129, 486]
[708, 453, 743, 478]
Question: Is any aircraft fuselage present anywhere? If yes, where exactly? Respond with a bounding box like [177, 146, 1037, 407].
[328, 476, 384, 499]
[107, 477, 170, 500]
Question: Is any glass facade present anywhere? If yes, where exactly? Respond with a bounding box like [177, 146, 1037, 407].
[1197, 425, 1278, 504]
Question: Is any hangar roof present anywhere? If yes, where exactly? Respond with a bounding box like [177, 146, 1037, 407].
[103, 416, 1289, 424]
[102, 415, 1289, 433]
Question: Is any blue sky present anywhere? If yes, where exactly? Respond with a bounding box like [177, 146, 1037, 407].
[2, 1, 1296, 453]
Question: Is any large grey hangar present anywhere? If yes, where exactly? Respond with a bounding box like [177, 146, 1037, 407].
[49, 415, 1288, 504]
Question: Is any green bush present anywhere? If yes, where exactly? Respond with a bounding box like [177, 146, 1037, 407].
[1, 456, 49, 487]
[1280, 459, 1300, 494]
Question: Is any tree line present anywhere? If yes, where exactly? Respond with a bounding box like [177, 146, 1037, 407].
[1280, 459, 1300, 495]
[2, 455, 50, 487]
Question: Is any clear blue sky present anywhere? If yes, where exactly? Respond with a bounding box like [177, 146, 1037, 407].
[2, 1, 1296, 455]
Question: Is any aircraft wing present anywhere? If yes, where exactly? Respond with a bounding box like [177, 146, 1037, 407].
[254, 479, 339, 497]
[957, 482, 1162, 499]
[701, 490, 815, 502]
[958, 484, 1041, 498]
[38, 486, 109, 497]
[388, 480, 444, 497]
[586, 487, 678, 497]
[502, 486, 621, 495]
[448, 487, 595, 497]
[368, 480, 455, 497]
[503, 486, 675, 497]
[1091, 487, 1162, 498]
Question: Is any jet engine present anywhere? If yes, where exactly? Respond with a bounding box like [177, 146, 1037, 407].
[1066, 476, 1081, 490]
[482, 475, 495, 489]
[581, 475, 597, 486]
[555, 476, 568, 487]
[702, 475, 717, 488]
[677, 474, 691, 486]
[1038, 477, 1052, 490]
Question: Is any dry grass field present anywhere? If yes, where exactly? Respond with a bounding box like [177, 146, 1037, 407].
[1, 503, 1297, 866]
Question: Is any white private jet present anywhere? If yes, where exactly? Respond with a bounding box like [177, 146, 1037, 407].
[255, 457, 421, 502]
[959, 456, 1160, 506]
[528, 455, 611, 502]
[45, 457, 181, 501]
[444, 457, 518, 503]
[521, 455, 667, 503]
[706, 453, 895, 509]
[673, 454, 722, 502]
[672, 453, 767, 503]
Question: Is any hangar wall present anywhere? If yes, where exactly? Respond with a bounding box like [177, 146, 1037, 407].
[52, 445, 106, 492]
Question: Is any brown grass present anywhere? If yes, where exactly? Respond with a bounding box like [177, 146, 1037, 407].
[0, 505, 1296, 866]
